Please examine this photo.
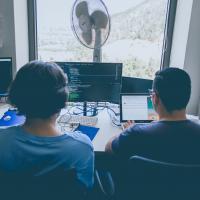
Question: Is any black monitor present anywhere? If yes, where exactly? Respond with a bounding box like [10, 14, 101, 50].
[56, 62, 122, 103]
[122, 76, 153, 93]
[0, 58, 12, 96]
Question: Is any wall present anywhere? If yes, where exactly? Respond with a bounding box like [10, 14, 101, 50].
[13, 0, 29, 70]
[170, 0, 193, 68]
[184, 0, 200, 116]
[170, 0, 200, 116]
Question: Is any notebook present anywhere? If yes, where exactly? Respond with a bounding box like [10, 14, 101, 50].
[75, 124, 99, 141]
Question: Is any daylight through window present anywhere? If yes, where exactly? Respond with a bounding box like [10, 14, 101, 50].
[37, 0, 169, 79]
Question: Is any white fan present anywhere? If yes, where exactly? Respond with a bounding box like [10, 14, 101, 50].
[71, 0, 111, 62]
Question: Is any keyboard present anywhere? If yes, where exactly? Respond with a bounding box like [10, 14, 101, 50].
[58, 114, 98, 126]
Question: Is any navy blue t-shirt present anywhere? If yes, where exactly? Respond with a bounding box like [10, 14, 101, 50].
[112, 120, 200, 163]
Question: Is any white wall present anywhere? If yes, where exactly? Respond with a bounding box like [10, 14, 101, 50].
[184, 0, 200, 116]
[13, 0, 29, 70]
[170, 0, 200, 116]
[170, 0, 193, 68]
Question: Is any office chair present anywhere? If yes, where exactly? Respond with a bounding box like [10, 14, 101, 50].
[112, 155, 200, 200]
[0, 169, 86, 200]
[90, 153, 116, 200]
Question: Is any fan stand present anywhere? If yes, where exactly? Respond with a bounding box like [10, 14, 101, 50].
[82, 28, 102, 116]
[93, 28, 102, 62]
[83, 47, 102, 116]
[84, 29, 102, 116]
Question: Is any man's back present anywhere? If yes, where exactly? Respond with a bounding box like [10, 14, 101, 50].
[0, 126, 94, 188]
[112, 120, 200, 163]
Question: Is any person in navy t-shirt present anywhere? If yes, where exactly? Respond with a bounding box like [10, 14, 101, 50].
[106, 68, 200, 164]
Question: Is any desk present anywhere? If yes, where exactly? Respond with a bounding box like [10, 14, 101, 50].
[58, 105, 122, 152]
[92, 109, 121, 152]
[1, 103, 199, 152]
[0, 103, 122, 152]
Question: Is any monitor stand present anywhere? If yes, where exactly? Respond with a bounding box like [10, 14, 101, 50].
[83, 102, 98, 116]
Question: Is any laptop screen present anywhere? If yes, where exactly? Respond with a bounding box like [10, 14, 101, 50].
[120, 94, 158, 123]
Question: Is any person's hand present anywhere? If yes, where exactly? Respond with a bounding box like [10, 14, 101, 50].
[121, 120, 134, 130]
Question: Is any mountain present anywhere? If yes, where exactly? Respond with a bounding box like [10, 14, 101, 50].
[107, 0, 167, 44]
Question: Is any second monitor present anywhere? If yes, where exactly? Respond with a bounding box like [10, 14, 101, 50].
[56, 62, 122, 103]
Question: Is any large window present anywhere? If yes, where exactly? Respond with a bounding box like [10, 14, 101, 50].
[34, 0, 176, 79]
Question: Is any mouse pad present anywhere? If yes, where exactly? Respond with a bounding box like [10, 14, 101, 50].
[0, 110, 26, 127]
[75, 125, 99, 141]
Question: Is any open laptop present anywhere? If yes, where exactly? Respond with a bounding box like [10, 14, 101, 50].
[120, 93, 158, 123]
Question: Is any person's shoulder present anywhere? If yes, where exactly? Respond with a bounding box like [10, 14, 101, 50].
[65, 131, 93, 150]
[0, 126, 20, 136]
[124, 121, 161, 135]
[186, 119, 200, 129]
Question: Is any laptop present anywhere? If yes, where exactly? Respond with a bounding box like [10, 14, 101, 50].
[120, 93, 158, 123]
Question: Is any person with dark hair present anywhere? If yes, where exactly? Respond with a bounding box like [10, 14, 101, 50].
[0, 61, 94, 188]
[106, 68, 200, 163]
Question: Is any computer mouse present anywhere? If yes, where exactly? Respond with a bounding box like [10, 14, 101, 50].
[3, 115, 11, 121]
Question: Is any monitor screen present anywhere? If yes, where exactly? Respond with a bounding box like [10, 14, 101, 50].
[120, 93, 158, 122]
[56, 62, 122, 103]
[122, 77, 153, 93]
[0, 58, 12, 96]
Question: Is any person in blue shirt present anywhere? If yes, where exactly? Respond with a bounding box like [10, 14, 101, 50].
[106, 68, 200, 164]
[0, 61, 94, 188]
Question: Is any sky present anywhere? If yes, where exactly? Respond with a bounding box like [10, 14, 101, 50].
[37, 0, 146, 29]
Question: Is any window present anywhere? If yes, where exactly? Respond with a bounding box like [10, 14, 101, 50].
[30, 0, 176, 79]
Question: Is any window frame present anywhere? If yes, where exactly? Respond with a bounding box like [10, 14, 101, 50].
[27, 0, 38, 60]
[161, 0, 178, 69]
[27, 0, 177, 70]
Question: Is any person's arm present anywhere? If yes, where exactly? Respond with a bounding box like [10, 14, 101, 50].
[105, 135, 119, 153]
[105, 121, 134, 154]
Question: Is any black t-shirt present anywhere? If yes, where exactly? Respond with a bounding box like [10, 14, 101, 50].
[112, 120, 200, 163]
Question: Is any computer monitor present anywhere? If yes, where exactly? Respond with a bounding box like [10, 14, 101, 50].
[0, 58, 12, 96]
[122, 77, 153, 93]
[56, 62, 122, 103]
[120, 93, 158, 123]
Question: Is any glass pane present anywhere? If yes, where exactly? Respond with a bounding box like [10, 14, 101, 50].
[37, 0, 168, 79]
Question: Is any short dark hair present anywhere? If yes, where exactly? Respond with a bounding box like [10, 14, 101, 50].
[153, 68, 191, 112]
[8, 61, 68, 118]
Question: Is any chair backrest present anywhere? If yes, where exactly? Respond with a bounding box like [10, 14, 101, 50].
[129, 155, 200, 183]
[114, 156, 200, 200]
[0, 169, 86, 200]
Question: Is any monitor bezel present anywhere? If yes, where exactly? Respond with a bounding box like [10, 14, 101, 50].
[0, 57, 13, 97]
[56, 61, 123, 103]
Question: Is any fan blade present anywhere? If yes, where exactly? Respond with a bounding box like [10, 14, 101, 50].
[90, 10, 108, 29]
[75, 1, 88, 18]
[75, 1, 92, 45]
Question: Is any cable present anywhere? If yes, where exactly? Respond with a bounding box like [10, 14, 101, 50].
[106, 106, 121, 127]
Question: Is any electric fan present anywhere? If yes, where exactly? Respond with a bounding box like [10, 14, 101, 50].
[71, 0, 111, 62]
